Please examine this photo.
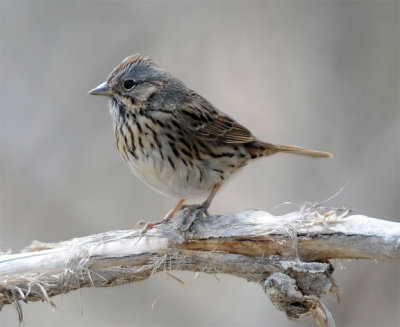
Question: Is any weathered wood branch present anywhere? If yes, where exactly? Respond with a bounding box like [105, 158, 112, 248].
[1, 207, 399, 326]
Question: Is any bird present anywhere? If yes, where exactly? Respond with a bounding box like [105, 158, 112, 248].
[89, 54, 332, 232]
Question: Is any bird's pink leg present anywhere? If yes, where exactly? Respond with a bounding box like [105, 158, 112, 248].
[163, 198, 186, 223]
[201, 183, 221, 211]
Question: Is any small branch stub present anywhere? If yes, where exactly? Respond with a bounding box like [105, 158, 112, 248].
[0, 207, 399, 326]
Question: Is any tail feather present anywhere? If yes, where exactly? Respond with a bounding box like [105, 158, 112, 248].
[270, 143, 333, 158]
[249, 141, 333, 159]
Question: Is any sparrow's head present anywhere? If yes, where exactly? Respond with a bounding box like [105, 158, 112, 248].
[89, 54, 168, 108]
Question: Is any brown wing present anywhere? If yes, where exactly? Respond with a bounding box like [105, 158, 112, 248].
[176, 93, 255, 144]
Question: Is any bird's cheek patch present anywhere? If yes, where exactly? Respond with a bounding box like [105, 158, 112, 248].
[134, 84, 159, 103]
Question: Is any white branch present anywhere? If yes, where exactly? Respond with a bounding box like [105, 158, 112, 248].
[1, 207, 399, 326]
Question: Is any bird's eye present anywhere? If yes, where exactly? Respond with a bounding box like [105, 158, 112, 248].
[123, 79, 136, 90]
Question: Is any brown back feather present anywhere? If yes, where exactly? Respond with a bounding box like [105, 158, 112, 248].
[177, 93, 255, 143]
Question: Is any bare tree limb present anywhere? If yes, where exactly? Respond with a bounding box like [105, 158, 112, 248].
[1, 207, 399, 326]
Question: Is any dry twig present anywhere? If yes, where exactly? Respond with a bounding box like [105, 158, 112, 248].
[1, 207, 399, 326]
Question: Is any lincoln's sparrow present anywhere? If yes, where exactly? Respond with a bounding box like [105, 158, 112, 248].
[89, 54, 332, 231]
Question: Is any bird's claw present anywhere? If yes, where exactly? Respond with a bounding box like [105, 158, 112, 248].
[181, 204, 210, 217]
[135, 220, 147, 228]
[134, 220, 163, 244]
[135, 201, 210, 241]
[177, 203, 210, 231]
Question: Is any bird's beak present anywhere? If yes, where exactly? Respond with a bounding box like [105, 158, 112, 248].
[88, 81, 113, 96]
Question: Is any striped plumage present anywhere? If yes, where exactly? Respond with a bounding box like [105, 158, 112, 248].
[111, 97, 251, 198]
[89, 54, 332, 231]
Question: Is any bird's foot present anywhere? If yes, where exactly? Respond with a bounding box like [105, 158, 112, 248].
[180, 204, 210, 217]
[176, 202, 210, 231]
[134, 199, 186, 242]
[134, 219, 164, 243]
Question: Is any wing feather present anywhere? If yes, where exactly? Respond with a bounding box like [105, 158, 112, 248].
[176, 93, 255, 144]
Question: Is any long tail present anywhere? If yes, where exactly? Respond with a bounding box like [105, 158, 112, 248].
[248, 141, 333, 159]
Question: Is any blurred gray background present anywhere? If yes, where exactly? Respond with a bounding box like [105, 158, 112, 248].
[1, 1, 399, 326]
